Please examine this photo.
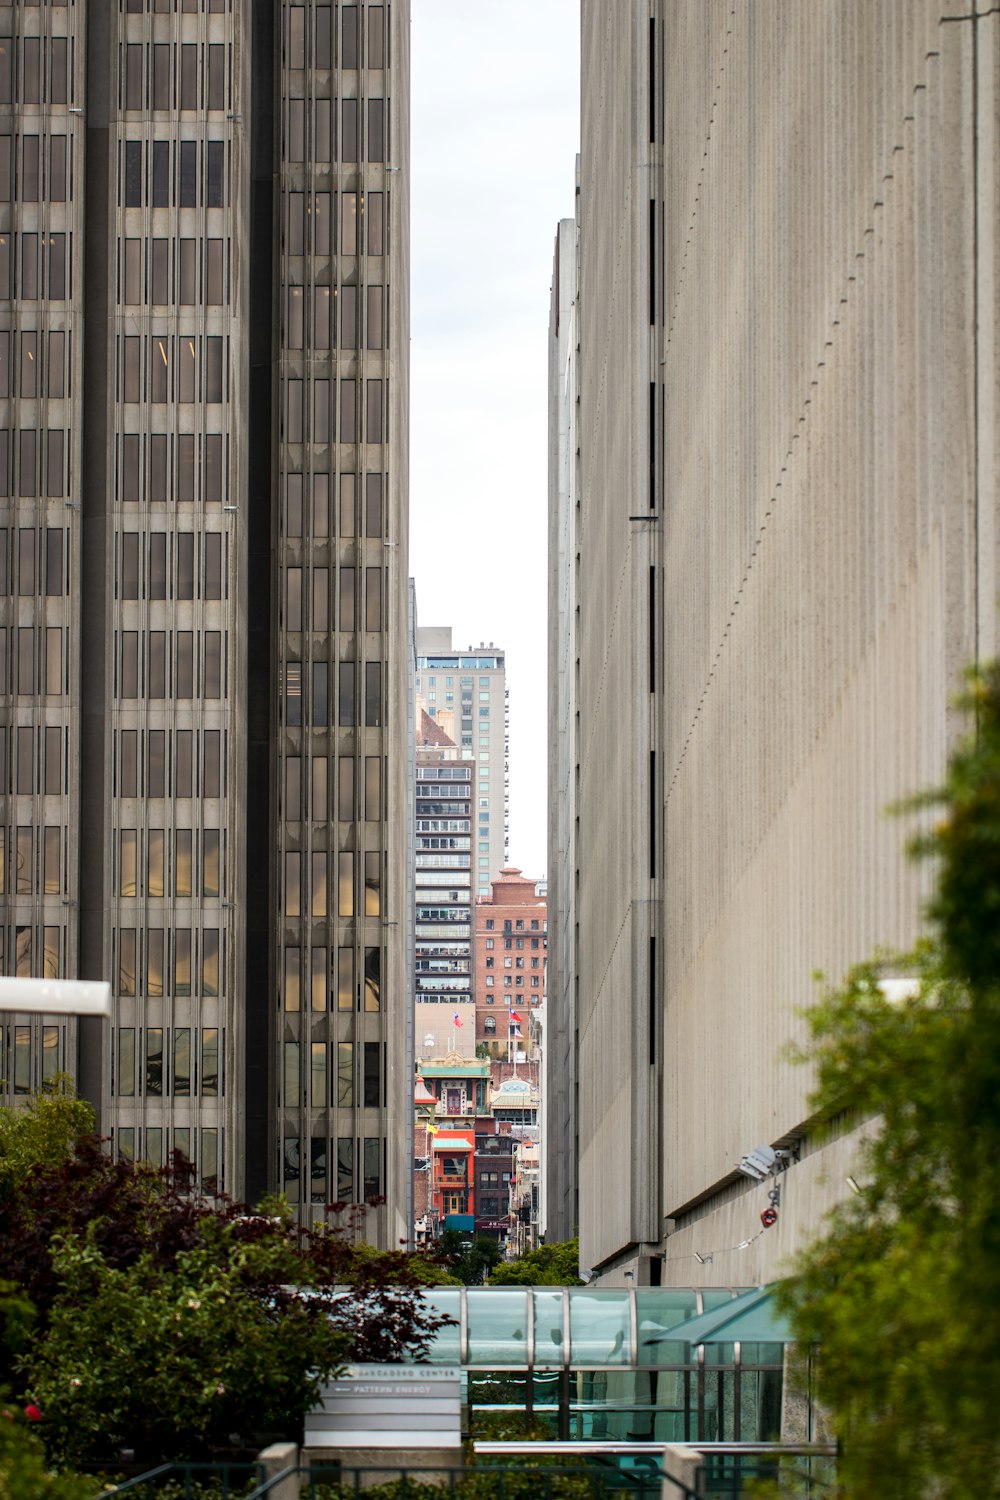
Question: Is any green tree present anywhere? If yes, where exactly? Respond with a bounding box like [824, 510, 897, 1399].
[779, 662, 1000, 1500]
[0, 1412, 95, 1500]
[488, 1239, 582, 1286]
[23, 1227, 351, 1465]
[436, 1230, 503, 1285]
[0, 1081, 93, 1206]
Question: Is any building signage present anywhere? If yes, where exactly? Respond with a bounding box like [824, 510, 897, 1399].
[304, 1364, 464, 1449]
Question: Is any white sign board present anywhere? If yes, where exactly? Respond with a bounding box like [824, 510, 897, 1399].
[305, 1364, 463, 1449]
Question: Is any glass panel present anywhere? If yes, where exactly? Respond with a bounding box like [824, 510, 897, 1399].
[421, 1291, 463, 1364]
[117, 1027, 136, 1097]
[534, 1290, 567, 1367]
[467, 1290, 530, 1367]
[202, 1028, 219, 1096]
[311, 1041, 327, 1107]
[174, 1028, 191, 1096]
[636, 1290, 701, 1367]
[145, 1027, 163, 1095]
[568, 1291, 631, 1366]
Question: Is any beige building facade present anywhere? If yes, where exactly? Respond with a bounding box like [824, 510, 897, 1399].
[549, 1, 1000, 1282]
[1, 0, 411, 1245]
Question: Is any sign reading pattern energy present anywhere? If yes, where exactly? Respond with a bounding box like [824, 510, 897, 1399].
[304, 1365, 464, 1449]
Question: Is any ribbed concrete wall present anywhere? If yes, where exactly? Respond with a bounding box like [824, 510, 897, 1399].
[570, 0, 999, 1280]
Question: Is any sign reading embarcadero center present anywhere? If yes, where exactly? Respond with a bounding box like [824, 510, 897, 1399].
[304, 1365, 464, 1448]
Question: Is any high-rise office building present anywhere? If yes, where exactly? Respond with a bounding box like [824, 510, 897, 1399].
[548, 1, 999, 1282]
[414, 709, 474, 1052]
[0, 0, 410, 1245]
[415, 626, 508, 899]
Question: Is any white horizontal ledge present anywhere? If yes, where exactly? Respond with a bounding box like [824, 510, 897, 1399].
[0, 977, 111, 1017]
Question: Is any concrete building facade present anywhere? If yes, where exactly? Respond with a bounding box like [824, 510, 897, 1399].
[0, 0, 411, 1245]
[415, 626, 509, 900]
[549, 1, 999, 1282]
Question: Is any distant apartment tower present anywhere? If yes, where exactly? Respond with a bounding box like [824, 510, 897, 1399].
[0, 0, 411, 1245]
[473, 866, 546, 1061]
[549, 2, 999, 1281]
[415, 627, 508, 899]
[414, 711, 474, 1049]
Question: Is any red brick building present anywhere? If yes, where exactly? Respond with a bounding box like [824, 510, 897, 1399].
[473, 867, 546, 1062]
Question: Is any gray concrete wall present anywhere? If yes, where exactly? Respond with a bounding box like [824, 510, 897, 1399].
[570, 0, 999, 1279]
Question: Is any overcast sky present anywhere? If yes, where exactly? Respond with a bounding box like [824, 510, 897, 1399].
[409, 1, 580, 883]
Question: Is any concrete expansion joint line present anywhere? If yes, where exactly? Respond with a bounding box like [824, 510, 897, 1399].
[666, 45, 936, 805]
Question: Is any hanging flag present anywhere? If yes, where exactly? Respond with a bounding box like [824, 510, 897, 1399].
[426, 1123, 439, 1135]
[513, 1026, 523, 1038]
[509, 1011, 523, 1023]
[452, 1012, 463, 1026]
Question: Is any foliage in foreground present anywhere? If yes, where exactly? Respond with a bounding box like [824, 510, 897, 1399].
[488, 1238, 582, 1286]
[778, 662, 1000, 1500]
[0, 1121, 450, 1468]
[0, 1410, 95, 1500]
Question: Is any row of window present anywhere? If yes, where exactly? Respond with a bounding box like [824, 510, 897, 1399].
[120, 137, 229, 209]
[281, 941, 380, 1012]
[284, 4, 387, 73]
[0, 427, 69, 497]
[483, 918, 546, 932]
[0, 133, 73, 204]
[0, 923, 63, 980]
[116, 1125, 222, 1193]
[1, 1021, 64, 1096]
[113, 826, 223, 897]
[119, 40, 232, 114]
[283, 752, 382, 823]
[284, 282, 387, 351]
[0, 35, 74, 107]
[114, 627, 228, 700]
[118, 235, 232, 307]
[284, 470, 384, 540]
[283, 563, 382, 633]
[0, 527, 67, 596]
[0, 624, 68, 697]
[483, 976, 542, 989]
[0, 329, 71, 401]
[0, 723, 69, 797]
[285, 376, 388, 447]
[0, 822, 64, 895]
[283, 96, 388, 167]
[111, 727, 226, 800]
[112, 923, 223, 997]
[281, 657, 382, 728]
[113, 1024, 221, 1096]
[282, 1134, 382, 1205]
[0, 231, 73, 301]
[115, 431, 228, 507]
[282, 1037, 381, 1109]
[116, 529, 226, 600]
[123, 0, 229, 14]
[280, 846, 381, 919]
[286, 189, 386, 258]
[117, 334, 230, 405]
